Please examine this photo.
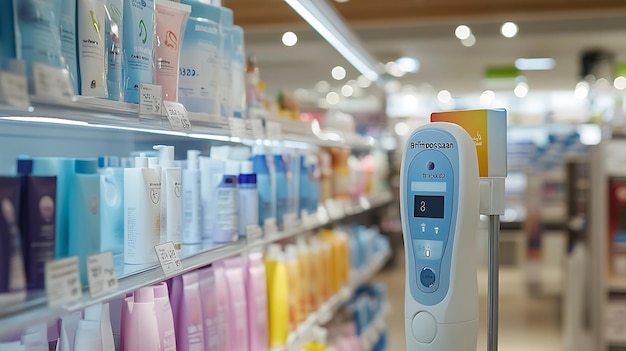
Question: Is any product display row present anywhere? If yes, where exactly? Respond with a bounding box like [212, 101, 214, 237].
[0, 226, 391, 351]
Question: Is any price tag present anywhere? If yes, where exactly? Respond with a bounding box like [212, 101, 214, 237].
[265, 121, 282, 140]
[283, 213, 299, 232]
[139, 83, 162, 116]
[263, 217, 278, 238]
[86, 251, 118, 298]
[0, 71, 30, 108]
[33, 63, 74, 100]
[163, 101, 192, 131]
[359, 196, 372, 210]
[45, 257, 82, 308]
[326, 199, 344, 220]
[317, 205, 330, 224]
[246, 224, 263, 242]
[228, 117, 247, 138]
[154, 242, 184, 276]
[248, 119, 265, 140]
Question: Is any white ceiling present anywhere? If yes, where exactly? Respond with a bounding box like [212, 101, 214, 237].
[244, 12, 626, 100]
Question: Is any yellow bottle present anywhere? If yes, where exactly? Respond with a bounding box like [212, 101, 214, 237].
[310, 236, 331, 302]
[320, 229, 341, 294]
[307, 236, 323, 309]
[285, 244, 300, 331]
[296, 237, 312, 320]
[265, 244, 289, 348]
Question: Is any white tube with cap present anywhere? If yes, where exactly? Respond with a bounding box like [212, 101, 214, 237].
[154, 145, 182, 250]
[182, 150, 202, 245]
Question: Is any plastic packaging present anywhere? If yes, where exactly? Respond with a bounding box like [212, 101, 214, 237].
[246, 253, 269, 351]
[231, 25, 245, 118]
[0, 177, 26, 308]
[77, 0, 108, 96]
[285, 244, 301, 331]
[57, 312, 81, 351]
[84, 303, 115, 351]
[213, 261, 231, 350]
[105, 0, 124, 101]
[251, 145, 275, 226]
[265, 244, 289, 348]
[198, 266, 219, 351]
[153, 145, 182, 250]
[98, 157, 124, 255]
[170, 272, 205, 351]
[218, 7, 234, 117]
[122, 0, 155, 103]
[123, 287, 161, 350]
[238, 161, 258, 238]
[60, 0, 79, 93]
[199, 156, 222, 241]
[214, 161, 238, 243]
[182, 150, 201, 244]
[273, 149, 288, 226]
[0, 0, 15, 61]
[74, 320, 103, 351]
[152, 283, 176, 351]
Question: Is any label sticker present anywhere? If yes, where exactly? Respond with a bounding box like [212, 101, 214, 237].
[163, 101, 192, 131]
[0, 72, 30, 108]
[33, 63, 74, 100]
[155, 242, 184, 276]
[45, 257, 82, 308]
[248, 119, 265, 140]
[229, 117, 248, 138]
[139, 83, 162, 116]
[86, 251, 118, 298]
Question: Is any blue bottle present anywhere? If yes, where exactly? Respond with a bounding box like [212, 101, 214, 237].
[251, 145, 274, 226]
[273, 150, 288, 226]
[298, 155, 310, 216]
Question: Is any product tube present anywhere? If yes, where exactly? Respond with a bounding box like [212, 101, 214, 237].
[105, 0, 124, 101]
[74, 320, 103, 351]
[198, 266, 219, 351]
[213, 261, 231, 350]
[273, 149, 288, 226]
[298, 155, 311, 215]
[155, 0, 191, 101]
[0, 177, 26, 308]
[84, 303, 115, 351]
[153, 145, 182, 250]
[285, 244, 300, 331]
[123, 0, 155, 103]
[231, 25, 245, 118]
[246, 253, 268, 351]
[60, 0, 78, 93]
[68, 159, 101, 283]
[17, 160, 56, 290]
[124, 157, 161, 265]
[123, 287, 161, 351]
[182, 150, 201, 245]
[152, 283, 176, 351]
[251, 145, 274, 226]
[218, 7, 234, 117]
[265, 244, 289, 348]
[21, 323, 47, 351]
[199, 157, 223, 242]
[238, 161, 258, 238]
[178, 0, 221, 114]
[78, 0, 108, 96]
[223, 257, 248, 351]
[171, 272, 205, 351]
[214, 161, 238, 243]
[0, 0, 15, 61]
[98, 157, 124, 255]
[57, 312, 81, 351]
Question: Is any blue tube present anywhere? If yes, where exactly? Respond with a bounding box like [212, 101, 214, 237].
[106, 0, 124, 101]
[123, 0, 155, 103]
[60, 0, 78, 94]
[0, 0, 16, 61]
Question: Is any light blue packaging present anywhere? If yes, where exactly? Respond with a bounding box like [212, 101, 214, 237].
[0, 0, 16, 61]
[213, 161, 238, 243]
[273, 152, 288, 226]
[123, 0, 155, 103]
[178, 0, 221, 115]
[31, 157, 74, 258]
[60, 0, 78, 94]
[231, 25, 245, 118]
[106, 0, 124, 101]
[286, 151, 299, 217]
[68, 159, 101, 283]
[98, 156, 124, 255]
[298, 155, 310, 215]
[251, 145, 274, 226]
[309, 158, 320, 213]
[218, 7, 233, 118]
[13, 0, 65, 81]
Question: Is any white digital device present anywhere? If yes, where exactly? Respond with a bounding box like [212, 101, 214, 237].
[400, 122, 480, 350]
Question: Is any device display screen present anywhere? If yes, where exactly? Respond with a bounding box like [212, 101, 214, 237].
[414, 195, 445, 218]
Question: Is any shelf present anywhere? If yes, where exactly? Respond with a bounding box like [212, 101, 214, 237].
[0, 192, 393, 338]
[282, 249, 391, 351]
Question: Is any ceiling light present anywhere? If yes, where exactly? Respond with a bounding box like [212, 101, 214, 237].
[461, 34, 476, 47]
[514, 82, 528, 98]
[501, 22, 518, 38]
[316, 80, 331, 93]
[480, 90, 495, 106]
[281, 31, 298, 46]
[574, 81, 589, 99]
[341, 84, 354, 97]
[394, 122, 410, 136]
[357, 75, 371, 88]
[514, 58, 556, 71]
[285, 0, 379, 81]
[332, 66, 346, 80]
[437, 90, 451, 103]
[396, 57, 420, 73]
[455, 25, 471, 40]
[326, 91, 340, 105]
[614, 76, 626, 90]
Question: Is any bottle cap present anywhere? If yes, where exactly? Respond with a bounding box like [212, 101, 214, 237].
[153, 145, 175, 168]
[187, 150, 200, 170]
[240, 160, 253, 174]
[135, 157, 148, 168]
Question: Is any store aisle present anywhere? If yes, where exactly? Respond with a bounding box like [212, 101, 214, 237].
[375, 253, 563, 351]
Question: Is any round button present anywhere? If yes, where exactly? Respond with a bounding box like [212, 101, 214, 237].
[411, 311, 437, 343]
[427, 161, 435, 170]
[420, 267, 436, 288]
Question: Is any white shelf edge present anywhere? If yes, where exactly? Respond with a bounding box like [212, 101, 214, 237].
[0, 192, 393, 338]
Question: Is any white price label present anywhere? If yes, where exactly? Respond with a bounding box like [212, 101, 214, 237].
[139, 83, 162, 116]
[45, 257, 82, 308]
[0, 72, 30, 108]
[163, 101, 192, 131]
[228, 117, 247, 138]
[86, 251, 118, 298]
[33, 63, 74, 100]
[246, 224, 263, 242]
[248, 119, 265, 140]
[265, 121, 282, 140]
[263, 217, 278, 238]
[155, 242, 184, 276]
[283, 213, 299, 231]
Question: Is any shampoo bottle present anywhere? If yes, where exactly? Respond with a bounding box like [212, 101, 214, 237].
[84, 303, 115, 351]
[246, 253, 269, 351]
[182, 150, 201, 245]
[273, 148, 288, 226]
[298, 155, 311, 215]
[60, 0, 78, 94]
[105, 0, 124, 101]
[251, 145, 274, 227]
[285, 244, 301, 331]
[198, 266, 219, 351]
[74, 320, 103, 351]
[265, 244, 289, 349]
[0, 177, 26, 308]
[124, 157, 161, 265]
[153, 145, 182, 250]
[296, 237, 311, 323]
[238, 161, 258, 238]
[213, 261, 231, 350]
[214, 161, 238, 243]
[123, 287, 161, 351]
[199, 156, 223, 242]
[98, 156, 124, 255]
[170, 272, 205, 351]
[57, 312, 81, 351]
[68, 159, 101, 283]
[223, 257, 249, 351]
[122, 0, 155, 103]
[77, 0, 108, 96]
[152, 283, 176, 351]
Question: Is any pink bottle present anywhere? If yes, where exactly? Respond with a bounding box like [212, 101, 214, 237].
[170, 272, 205, 351]
[152, 283, 177, 351]
[246, 253, 269, 351]
[198, 266, 220, 351]
[223, 257, 249, 351]
[123, 287, 161, 351]
[213, 261, 231, 351]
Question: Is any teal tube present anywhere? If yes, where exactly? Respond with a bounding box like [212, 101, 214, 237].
[123, 0, 155, 103]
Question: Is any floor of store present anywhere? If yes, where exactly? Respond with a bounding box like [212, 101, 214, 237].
[375, 253, 563, 351]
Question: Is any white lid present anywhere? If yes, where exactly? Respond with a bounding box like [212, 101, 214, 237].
[153, 145, 175, 168]
[296, 236, 309, 252]
[225, 160, 240, 175]
[187, 150, 200, 170]
[266, 244, 283, 262]
[135, 157, 148, 168]
[211, 146, 230, 160]
[252, 144, 265, 156]
[148, 157, 160, 169]
[285, 244, 298, 262]
[240, 160, 253, 174]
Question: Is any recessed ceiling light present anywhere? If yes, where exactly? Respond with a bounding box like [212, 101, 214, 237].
[315, 80, 331, 93]
[455, 25, 471, 40]
[357, 75, 371, 88]
[396, 57, 420, 73]
[501, 22, 518, 38]
[326, 91, 340, 105]
[332, 66, 346, 80]
[515, 58, 556, 71]
[341, 84, 354, 97]
[461, 34, 476, 47]
[514, 82, 528, 98]
[437, 90, 451, 103]
[281, 31, 298, 46]
[614, 76, 626, 90]
[574, 81, 589, 99]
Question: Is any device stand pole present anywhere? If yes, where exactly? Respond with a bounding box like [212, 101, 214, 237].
[488, 214, 500, 351]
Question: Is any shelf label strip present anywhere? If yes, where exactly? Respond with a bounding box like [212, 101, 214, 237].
[164, 101, 192, 131]
[33, 63, 74, 100]
[45, 256, 82, 308]
[139, 83, 163, 116]
[0, 71, 30, 108]
[86, 251, 119, 298]
[155, 241, 184, 276]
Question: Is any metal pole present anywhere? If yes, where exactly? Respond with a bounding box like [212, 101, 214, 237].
[488, 215, 500, 351]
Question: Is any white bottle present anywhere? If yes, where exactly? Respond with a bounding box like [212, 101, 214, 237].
[237, 161, 258, 238]
[182, 150, 201, 245]
[74, 320, 103, 351]
[84, 303, 115, 351]
[213, 161, 238, 243]
[154, 145, 183, 251]
[200, 157, 224, 242]
[77, 0, 108, 96]
[124, 157, 161, 265]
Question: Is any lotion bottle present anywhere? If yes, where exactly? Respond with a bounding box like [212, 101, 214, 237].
[182, 150, 201, 245]
[153, 145, 182, 250]
[238, 161, 258, 238]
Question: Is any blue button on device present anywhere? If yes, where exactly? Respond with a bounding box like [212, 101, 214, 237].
[420, 267, 436, 287]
